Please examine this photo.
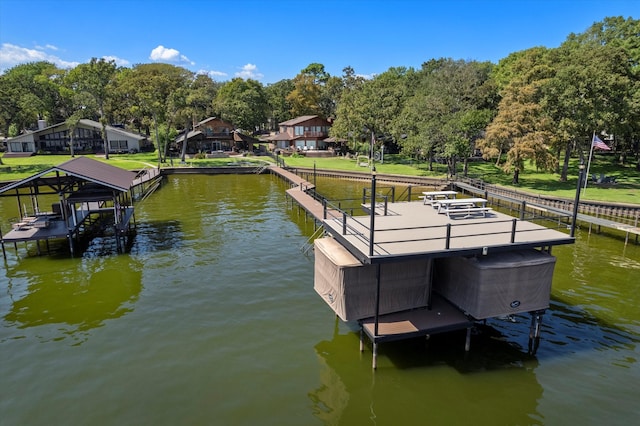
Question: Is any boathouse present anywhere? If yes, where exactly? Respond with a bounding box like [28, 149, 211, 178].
[312, 175, 575, 368]
[0, 157, 140, 257]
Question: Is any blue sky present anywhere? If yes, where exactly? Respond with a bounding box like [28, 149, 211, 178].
[1, 0, 638, 83]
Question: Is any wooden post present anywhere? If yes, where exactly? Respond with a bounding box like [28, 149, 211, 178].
[372, 342, 378, 370]
[0, 223, 6, 260]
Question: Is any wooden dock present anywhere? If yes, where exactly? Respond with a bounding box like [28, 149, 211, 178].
[270, 166, 315, 190]
[271, 166, 341, 223]
[1, 157, 141, 258]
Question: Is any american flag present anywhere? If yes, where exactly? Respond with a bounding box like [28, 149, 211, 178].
[592, 135, 611, 150]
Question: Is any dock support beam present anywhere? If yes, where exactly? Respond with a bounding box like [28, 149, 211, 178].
[372, 342, 378, 370]
[465, 327, 471, 352]
[528, 311, 544, 355]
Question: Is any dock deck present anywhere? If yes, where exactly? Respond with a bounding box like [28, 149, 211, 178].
[360, 294, 473, 344]
[324, 199, 574, 264]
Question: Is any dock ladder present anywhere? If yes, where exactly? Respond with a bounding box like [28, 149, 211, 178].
[301, 226, 325, 257]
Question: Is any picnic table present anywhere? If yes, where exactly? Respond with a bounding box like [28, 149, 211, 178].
[435, 197, 491, 218]
[420, 190, 458, 205]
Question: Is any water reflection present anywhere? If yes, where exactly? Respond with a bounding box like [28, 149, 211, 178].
[543, 298, 639, 357]
[130, 220, 183, 254]
[310, 320, 544, 425]
[3, 257, 142, 344]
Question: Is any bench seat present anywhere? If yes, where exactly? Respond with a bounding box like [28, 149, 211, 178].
[445, 206, 492, 218]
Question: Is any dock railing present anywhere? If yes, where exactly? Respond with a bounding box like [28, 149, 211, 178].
[330, 215, 542, 254]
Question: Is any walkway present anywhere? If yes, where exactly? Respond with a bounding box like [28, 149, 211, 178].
[271, 166, 322, 222]
[271, 166, 640, 243]
[270, 166, 315, 190]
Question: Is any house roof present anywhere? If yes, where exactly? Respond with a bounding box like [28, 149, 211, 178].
[79, 119, 147, 140]
[4, 119, 147, 143]
[232, 131, 260, 144]
[279, 115, 320, 126]
[195, 117, 234, 128]
[265, 132, 294, 141]
[175, 130, 203, 143]
[0, 156, 137, 194]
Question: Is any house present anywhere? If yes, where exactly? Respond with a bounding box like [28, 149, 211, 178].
[3, 119, 152, 156]
[175, 117, 245, 154]
[266, 115, 332, 152]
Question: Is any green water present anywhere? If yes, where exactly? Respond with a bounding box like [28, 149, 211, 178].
[1, 174, 638, 425]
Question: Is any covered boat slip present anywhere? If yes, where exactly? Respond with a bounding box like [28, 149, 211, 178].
[0, 157, 139, 257]
[315, 189, 574, 369]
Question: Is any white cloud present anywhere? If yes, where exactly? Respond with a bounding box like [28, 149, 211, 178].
[34, 43, 59, 51]
[196, 69, 228, 80]
[149, 45, 194, 65]
[235, 63, 263, 80]
[0, 43, 79, 70]
[102, 55, 130, 67]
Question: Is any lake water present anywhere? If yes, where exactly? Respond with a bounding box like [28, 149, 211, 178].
[1, 174, 639, 425]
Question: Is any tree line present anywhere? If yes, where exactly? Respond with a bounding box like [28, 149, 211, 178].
[1, 16, 639, 176]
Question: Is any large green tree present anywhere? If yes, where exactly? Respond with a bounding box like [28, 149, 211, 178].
[170, 74, 219, 162]
[286, 63, 342, 119]
[561, 16, 640, 169]
[332, 66, 415, 159]
[545, 42, 635, 179]
[0, 61, 67, 136]
[65, 58, 118, 159]
[478, 48, 557, 180]
[213, 78, 267, 131]
[264, 79, 294, 129]
[395, 59, 496, 176]
[114, 63, 194, 163]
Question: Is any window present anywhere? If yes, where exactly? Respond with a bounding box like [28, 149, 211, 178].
[294, 126, 304, 136]
[110, 140, 129, 151]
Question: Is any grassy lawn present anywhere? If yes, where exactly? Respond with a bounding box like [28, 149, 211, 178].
[0, 153, 272, 180]
[2, 152, 638, 205]
[281, 153, 640, 204]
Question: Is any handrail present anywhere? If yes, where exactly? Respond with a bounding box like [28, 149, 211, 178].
[326, 213, 535, 255]
[301, 226, 325, 256]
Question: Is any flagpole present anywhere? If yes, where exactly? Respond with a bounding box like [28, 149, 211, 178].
[583, 131, 596, 192]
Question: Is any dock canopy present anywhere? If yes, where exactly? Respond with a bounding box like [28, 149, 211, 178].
[0, 156, 137, 195]
[1, 157, 140, 256]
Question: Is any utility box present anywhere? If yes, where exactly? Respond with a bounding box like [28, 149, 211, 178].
[433, 249, 556, 320]
[314, 237, 432, 321]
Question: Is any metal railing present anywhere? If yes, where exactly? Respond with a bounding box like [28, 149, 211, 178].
[327, 214, 542, 255]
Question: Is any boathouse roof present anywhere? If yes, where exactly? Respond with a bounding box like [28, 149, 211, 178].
[0, 156, 137, 195]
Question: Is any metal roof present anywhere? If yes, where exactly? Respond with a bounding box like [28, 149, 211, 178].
[0, 156, 137, 194]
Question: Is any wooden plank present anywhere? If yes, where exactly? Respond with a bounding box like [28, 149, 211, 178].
[360, 294, 472, 343]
